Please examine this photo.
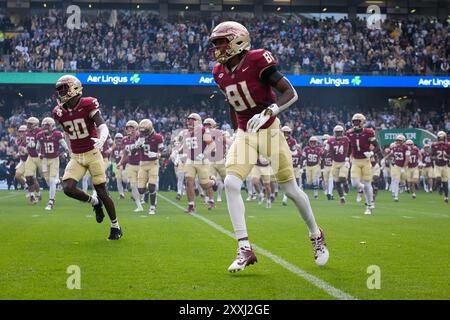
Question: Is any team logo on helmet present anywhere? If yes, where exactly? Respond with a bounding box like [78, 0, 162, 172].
[351, 113, 366, 130]
[209, 21, 251, 64]
[26, 117, 40, 130]
[187, 113, 202, 129]
[42, 117, 56, 134]
[139, 119, 154, 137]
[55, 75, 83, 104]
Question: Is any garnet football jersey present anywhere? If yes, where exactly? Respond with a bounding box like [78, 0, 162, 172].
[213, 49, 278, 131]
[303, 146, 323, 166]
[36, 130, 64, 159]
[181, 127, 209, 161]
[431, 142, 450, 167]
[53, 97, 100, 154]
[26, 128, 43, 157]
[390, 144, 409, 167]
[327, 136, 350, 162]
[286, 136, 298, 151]
[139, 133, 164, 162]
[122, 135, 140, 165]
[112, 144, 124, 164]
[292, 150, 302, 168]
[17, 137, 28, 162]
[346, 128, 376, 159]
[407, 146, 420, 168]
[421, 149, 433, 167]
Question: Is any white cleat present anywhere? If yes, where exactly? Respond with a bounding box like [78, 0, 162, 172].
[310, 229, 329, 266]
[134, 207, 144, 212]
[282, 195, 288, 206]
[364, 207, 372, 215]
[246, 195, 252, 201]
[356, 192, 363, 203]
[266, 199, 271, 209]
[217, 197, 222, 203]
[228, 247, 258, 273]
[258, 194, 264, 206]
[148, 206, 156, 215]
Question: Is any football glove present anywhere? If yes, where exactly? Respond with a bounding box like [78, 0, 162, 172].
[363, 151, 374, 159]
[246, 104, 278, 133]
[147, 151, 159, 159]
[344, 157, 351, 169]
[195, 153, 205, 161]
[91, 137, 106, 150]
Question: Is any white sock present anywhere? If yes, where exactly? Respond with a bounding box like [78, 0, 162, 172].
[224, 175, 248, 239]
[131, 184, 143, 209]
[281, 179, 320, 238]
[177, 173, 185, 194]
[328, 176, 334, 195]
[111, 218, 120, 228]
[238, 239, 251, 249]
[217, 179, 224, 198]
[82, 174, 90, 193]
[117, 178, 124, 195]
[88, 195, 99, 206]
[49, 177, 57, 200]
[363, 181, 373, 205]
[246, 176, 253, 196]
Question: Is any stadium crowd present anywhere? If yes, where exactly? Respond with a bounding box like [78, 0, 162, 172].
[0, 9, 449, 75]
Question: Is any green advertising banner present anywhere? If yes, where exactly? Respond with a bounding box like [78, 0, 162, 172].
[0, 72, 74, 84]
[377, 128, 437, 148]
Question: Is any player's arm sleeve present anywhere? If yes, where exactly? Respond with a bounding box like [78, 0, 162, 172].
[64, 132, 72, 154]
[59, 139, 69, 152]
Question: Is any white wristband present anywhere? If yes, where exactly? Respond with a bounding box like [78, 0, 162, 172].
[268, 103, 279, 116]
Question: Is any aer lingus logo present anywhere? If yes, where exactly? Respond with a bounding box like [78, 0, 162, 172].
[351, 76, 362, 86]
[130, 74, 141, 84]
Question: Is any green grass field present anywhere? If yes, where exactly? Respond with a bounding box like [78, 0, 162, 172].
[0, 189, 448, 300]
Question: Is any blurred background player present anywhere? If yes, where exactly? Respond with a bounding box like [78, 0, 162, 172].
[211, 21, 328, 272]
[321, 134, 334, 200]
[370, 152, 381, 204]
[326, 125, 350, 205]
[53, 75, 121, 240]
[180, 113, 215, 213]
[135, 119, 164, 215]
[171, 133, 187, 201]
[15, 125, 29, 190]
[36, 117, 69, 210]
[431, 131, 449, 203]
[250, 156, 272, 208]
[302, 136, 323, 199]
[24, 116, 43, 204]
[118, 120, 143, 212]
[111, 133, 126, 199]
[420, 144, 434, 193]
[283, 144, 303, 205]
[347, 113, 381, 215]
[380, 146, 392, 191]
[385, 135, 409, 202]
[405, 140, 421, 199]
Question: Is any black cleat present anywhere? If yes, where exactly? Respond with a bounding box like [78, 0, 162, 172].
[108, 227, 122, 240]
[93, 198, 105, 223]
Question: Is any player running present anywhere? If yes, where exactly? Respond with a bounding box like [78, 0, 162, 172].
[210, 21, 328, 272]
[52, 75, 122, 240]
[111, 133, 126, 199]
[384, 135, 409, 202]
[405, 140, 421, 199]
[15, 125, 29, 190]
[24, 117, 43, 204]
[36, 117, 69, 210]
[321, 134, 334, 200]
[135, 119, 164, 215]
[346, 113, 382, 214]
[420, 144, 434, 192]
[431, 131, 449, 203]
[302, 137, 323, 199]
[325, 125, 351, 205]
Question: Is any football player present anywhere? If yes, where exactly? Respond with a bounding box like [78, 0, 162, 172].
[431, 131, 449, 203]
[118, 120, 144, 212]
[52, 75, 122, 240]
[250, 156, 272, 208]
[24, 117, 43, 204]
[203, 118, 230, 203]
[380, 146, 391, 191]
[370, 152, 381, 203]
[346, 114, 382, 214]
[210, 21, 328, 272]
[36, 117, 69, 210]
[15, 125, 29, 190]
[302, 136, 323, 199]
[135, 119, 164, 215]
[321, 134, 334, 200]
[179, 113, 216, 213]
[170, 133, 187, 201]
[384, 135, 409, 202]
[111, 133, 126, 199]
[325, 125, 351, 205]
[405, 140, 421, 199]
[420, 144, 434, 192]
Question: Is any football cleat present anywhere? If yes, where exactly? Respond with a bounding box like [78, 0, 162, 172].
[108, 227, 122, 241]
[217, 196, 222, 203]
[228, 247, 258, 273]
[45, 200, 55, 211]
[356, 191, 363, 203]
[246, 195, 252, 201]
[412, 193, 416, 199]
[176, 193, 182, 201]
[326, 194, 332, 201]
[148, 206, 156, 215]
[340, 197, 346, 205]
[364, 207, 372, 215]
[207, 200, 215, 210]
[310, 229, 329, 266]
[92, 196, 105, 223]
[185, 204, 196, 214]
[445, 197, 448, 204]
[394, 197, 399, 202]
[282, 195, 288, 206]
[119, 193, 125, 200]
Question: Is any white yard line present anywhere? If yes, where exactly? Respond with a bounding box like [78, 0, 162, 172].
[158, 193, 357, 301]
